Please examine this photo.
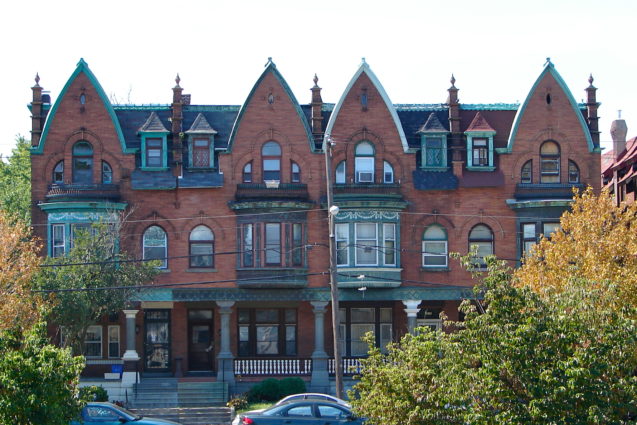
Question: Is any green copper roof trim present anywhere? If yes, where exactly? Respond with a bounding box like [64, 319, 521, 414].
[33, 59, 134, 155]
[227, 60, 317, 153]
[139, 285, 474, 302]
[113, 104, 171, 111]
[39, 201, 128, 212]
[229, 200, 314, 210]
[504, 61, 595, 154]
[506, 198, 574, 209]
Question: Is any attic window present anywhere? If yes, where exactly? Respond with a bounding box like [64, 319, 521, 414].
[546, 94, 552, 105]
[80, 94, 86, 105]
[361, 89, 368, 110]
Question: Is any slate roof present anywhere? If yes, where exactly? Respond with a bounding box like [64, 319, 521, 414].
[139, 111, 169, 133]
[186, 113, 217, 134]
[412, 169, 458, 191]
[417, 112, 449, 133]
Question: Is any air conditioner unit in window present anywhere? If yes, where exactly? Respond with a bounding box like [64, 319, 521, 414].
[357, 172, 374, 183]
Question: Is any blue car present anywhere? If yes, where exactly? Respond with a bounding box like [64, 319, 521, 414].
[71, 402, 181, 425]
[238, 400, 365, 425]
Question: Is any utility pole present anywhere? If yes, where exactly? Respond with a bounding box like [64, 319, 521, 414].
[324, 135, 343, 398]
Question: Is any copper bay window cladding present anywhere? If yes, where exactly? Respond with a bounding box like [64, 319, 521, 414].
[240, 222, 304, 268]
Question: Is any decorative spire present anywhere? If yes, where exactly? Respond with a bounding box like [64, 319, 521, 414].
[361, 57, 367, 64]
[450, 74, 456, 88]
[544, 57, 552, 66]
[175, 73, 181, 88]
[313, 73, 319, 87]
[588, 73, 595, 88]
[34, 73, 40, 87]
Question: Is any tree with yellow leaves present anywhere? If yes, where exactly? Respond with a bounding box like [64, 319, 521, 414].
[515, 186, 637, 308]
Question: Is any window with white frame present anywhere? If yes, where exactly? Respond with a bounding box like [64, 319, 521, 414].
[469, 224, 494, 268]
[383, 161, 394, 184]
[422, 225, 448, 267]
[51, 224, 66, 257]
[84, 325, 102, 358]
[336, 223, 349, 266]
[143, 226, 167, 268]
[355, 223, 377, 265]
[108, 326, 120, 358]
[540, 141, 560, 183]
[355, 142, 375, 183]
[383, 223, 396, 266]
[335, 161, 346, 184]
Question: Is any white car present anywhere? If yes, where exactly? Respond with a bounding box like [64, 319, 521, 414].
[232, 393, 350, 425]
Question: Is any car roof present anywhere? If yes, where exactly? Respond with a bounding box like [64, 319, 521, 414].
[276, 393, 350, 406]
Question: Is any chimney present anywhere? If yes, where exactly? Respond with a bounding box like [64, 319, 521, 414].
[171, 74, 184, 177]
[447, 75, 463, 178]
[586, 74, 600, 146]
[311, 74, 323, 136]
[30, 73, 43, 147]
[610, 112, 627, 161]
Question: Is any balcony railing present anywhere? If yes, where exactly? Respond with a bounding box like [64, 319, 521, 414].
[333, 183, 401, 196]
[328, 357, 363, 376]
[235, 183, 309, 200]
[514, 183, 584, 200]
[234, 357, 313, 376]
[46, 183, 121, 201]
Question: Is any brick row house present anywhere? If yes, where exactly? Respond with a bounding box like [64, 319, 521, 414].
[29, 58, 600, 393]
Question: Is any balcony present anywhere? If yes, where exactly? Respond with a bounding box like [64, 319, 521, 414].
[45, 183, 121, 201]
[514, 183, 584, 200]
[235, 183, 309, 201]
[236, 268, 308, 288]
[333, 183, 407, 209]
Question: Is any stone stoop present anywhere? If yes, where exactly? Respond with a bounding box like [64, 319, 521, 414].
[131, 407, 232, 425]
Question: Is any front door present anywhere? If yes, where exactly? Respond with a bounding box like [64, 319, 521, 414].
[188, 309, 214, 371]
[144, 309, 171, 372]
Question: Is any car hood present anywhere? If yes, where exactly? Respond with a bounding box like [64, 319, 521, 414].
[136, 418, 182, 425]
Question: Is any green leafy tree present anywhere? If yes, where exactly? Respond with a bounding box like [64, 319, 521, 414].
[37, 218, 160, 355]
[0, 136, 31, 224]
[0, 323, 84, 425]
[352, 259, 637, 425]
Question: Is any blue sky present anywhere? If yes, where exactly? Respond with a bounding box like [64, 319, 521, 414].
[1, 0, 634, 158]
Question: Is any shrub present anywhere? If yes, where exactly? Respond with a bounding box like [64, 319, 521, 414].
[279, 377, 306, 397]
[227, 394, 248, 410]
[79, 385, 109, 402]
[247, 377, 307, 402]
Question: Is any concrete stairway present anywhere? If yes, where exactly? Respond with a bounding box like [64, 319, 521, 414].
[131, 378, 228, 409]
[178, 381, 228, 407]
[131, 407, 232, 425]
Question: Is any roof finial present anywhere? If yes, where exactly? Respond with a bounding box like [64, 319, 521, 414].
[545, 57, 551, 66]
[361, 57, 366, 64]
[34, 73, 40, 86]
[588, 73, 594, 86]
[175, 73, 181, 88]
[450, 74, 456, 88]
[313, 73, 319, 87]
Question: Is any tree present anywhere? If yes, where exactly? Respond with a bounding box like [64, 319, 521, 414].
[0, 136, 31, 224]
[37, 218, 160, 355]
[0, 323, 84, 425]
[351, 258, 637, 425]
[515, 187, 637, 310]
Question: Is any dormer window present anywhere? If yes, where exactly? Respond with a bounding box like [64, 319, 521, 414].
[472, 138, 489, 166]
[192, 138, 211, 168]
[465, 112, 496, 171]
[185, 113, 217, 169]
[355, 141, 375, 183]
[138, 112, 169, 170]
[145, 138, 163, 168]
[417, 113, 449, 171]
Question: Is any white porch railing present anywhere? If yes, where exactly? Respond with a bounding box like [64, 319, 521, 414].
[328, 357, 363, 376]
[233, 358, 313, 376]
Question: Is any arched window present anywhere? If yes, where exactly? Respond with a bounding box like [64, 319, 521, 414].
[383, 161, 394, 184]
[469, 224, 494, 268]
[335, 161, 346, 184]
[243, 162, 252, 183]
[521, 160, 532, 184]
[102, 161, 113, 184]
[53, 161, 64, 184]
[262, 141, 281, 182]
[355, 141, 375, 183]
[189, 225, 214, 268]
[72, 141, 93, 184]
[568, 160, 580, 183]
[540, 141, 560, 183]
[143, 226, 167, 269]
[291, 161, 301, 183]
[422, 225, 448, 267]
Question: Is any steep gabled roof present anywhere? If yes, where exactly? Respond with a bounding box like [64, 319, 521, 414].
[32, 58, 132, 155]
[324, 59, 409, 152]
[138, 111, 169, 133]
[503, 60, 595, 153]
[186, 113, 217, 134]
[227, 59, 315, 152]
[417, 112, 448, 133]
[465, 112, 496, 133]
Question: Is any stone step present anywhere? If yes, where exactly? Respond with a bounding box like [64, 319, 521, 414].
[131, 407, 232, 425]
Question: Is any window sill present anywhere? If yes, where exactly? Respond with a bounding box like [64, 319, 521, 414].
[467, 166, 496, 172]
[421, 167, 449, 172]
[421, 267, 450, 272]
[186, 268, 217, 273]
[141, 167, 169, 172]
[158, 268, 171, 273]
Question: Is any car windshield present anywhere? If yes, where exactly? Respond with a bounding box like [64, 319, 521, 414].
[109, 404, 142, 420]
[261, 404, 289, 416]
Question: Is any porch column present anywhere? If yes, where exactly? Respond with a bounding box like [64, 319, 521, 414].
[310, 301, 330, 392]
[216, 301, 235, 386]
[121, 309, 139, 386]
[403, 300, 421, 334]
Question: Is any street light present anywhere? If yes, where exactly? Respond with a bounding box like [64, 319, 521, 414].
[324, 135, 343, 398]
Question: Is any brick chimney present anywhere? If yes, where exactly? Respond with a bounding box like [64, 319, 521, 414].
[172, 74, 184, 177]
[311, 74, 323, 137]
[586, 74, 600, 146]
[447, 75, 463, 178]
[610, 112, 627, 161]
[30, 73, 43, 147]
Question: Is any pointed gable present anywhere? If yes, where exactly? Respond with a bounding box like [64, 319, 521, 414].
[186, 113, 217, 134]
[33, 58, 131, 154]
[325, 59, 409, 152]
[417, 112, 448, 133]
[138, 112, 169, 133]
[465, 112, 496, 133]
[227, 59, 315, 152]
[503, 60, 595, 153]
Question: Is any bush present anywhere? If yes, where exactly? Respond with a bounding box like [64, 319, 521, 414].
[247, 377, 306, 402]
[79, 385, 109, 402]
[227, 394, 248, 410]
